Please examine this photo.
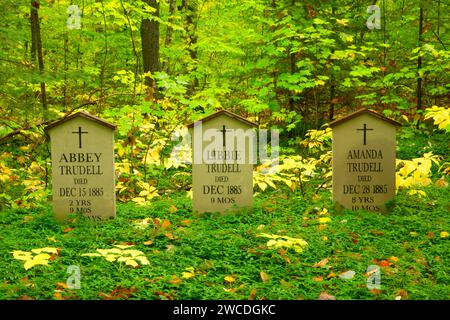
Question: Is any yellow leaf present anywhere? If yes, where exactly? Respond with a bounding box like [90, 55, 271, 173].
[143, 240, 153, 246]
[389, 256, 399, 262]
[124, 249, 145, 257]
[336, 18, 348, 26]
[105, 254, 118, 262]
[260, 271, 269, 283]
[24, 260, 35, 271]
[135, 256, 149, 265]
[181, 272, 195, 279]
[224, 275, 236, 283]
[12, 251, 32, 261]
[318, 217, 331, 224]
[47, 237, 58, 243]
[440, 231, 449, 238]
[125, 259, 139, 267]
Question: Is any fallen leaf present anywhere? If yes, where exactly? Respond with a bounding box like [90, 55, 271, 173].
[388, 256, 399, 263]
[168, 275, 182, 285]
[260, 271, 269, 283]
[440, 231, 449, 238]
[370, 230, 385, 236]
[168, 205, 178, 213]
[53, 292, 63, 300]
[161, 219, 171, 230]
[427, 232, 435, 239]
[181, 220, 192, 226]
[313, 258, 329, 268]
[63, 228, 73, 233]
[327, 272, 337, 279]
[370, 288, 382, 295]
[181, 271, 195, 279]
[249, 288, 257, 300]
[339, 270, 355, 279]
[379, 260, 391, 267]
[56, 282, 68, 289]
[164, 233, 176, 240]
[143, 240, 153, 246]
[256, 224, 265, 230]
[318, 217, 331, 224]
[318, 292, 336, 300]
[313, 276, 323, 282]
[224, 275, 236, 283]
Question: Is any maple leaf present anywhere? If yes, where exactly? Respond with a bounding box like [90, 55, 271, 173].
[12, 251, 32, 261]
[135, 256, 149, 265]
[313, 276, 323, 282]
[318, 217, 331, 224]
[125, 259, 139, 268]
[181, 271, 195, 279]
[312, 258, 329, 268]
[161, 219, 171, 230]
[379, 260, 391, 267]
[224, 275, 236, 283]
[260, 271, 269, 283]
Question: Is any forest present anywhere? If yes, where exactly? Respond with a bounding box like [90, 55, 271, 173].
[0, 0, 449, 301]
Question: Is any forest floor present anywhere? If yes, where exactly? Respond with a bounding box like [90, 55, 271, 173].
[1, 183, 449, 300]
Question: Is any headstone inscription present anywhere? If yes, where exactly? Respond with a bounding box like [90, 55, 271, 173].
[45, 111, 116, 220]
[188, 110, 258, 213]
[329, 108, 401, 212]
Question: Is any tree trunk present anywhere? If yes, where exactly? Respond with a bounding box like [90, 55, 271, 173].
[30, 1, 47, 118]
[181, 0, 199, 92]
[141, 0, 160, 89]
[416, 4, 424, 117]
[163, 0, 176, 73]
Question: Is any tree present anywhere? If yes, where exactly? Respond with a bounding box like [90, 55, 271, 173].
[141, 0, 160, 90]
[30, 0, 47, 117]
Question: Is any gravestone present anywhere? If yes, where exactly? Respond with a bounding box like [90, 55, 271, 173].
[330, 108, 401, 212]
[45, 111, 116, 220]
[188, 110, 257, 213]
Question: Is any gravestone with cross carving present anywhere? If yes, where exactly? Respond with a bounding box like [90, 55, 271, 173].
[45, 111, 116, 220]
[188, 110, 257, 213]
[330, 108, 401, 212]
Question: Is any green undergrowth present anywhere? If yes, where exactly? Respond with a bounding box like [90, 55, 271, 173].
[0, 184, 448, 300]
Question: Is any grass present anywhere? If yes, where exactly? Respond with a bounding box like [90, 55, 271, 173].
[0, 183, 449, 300]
